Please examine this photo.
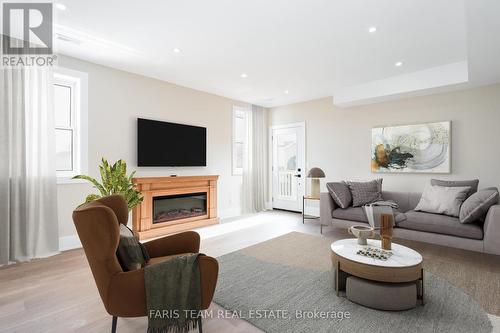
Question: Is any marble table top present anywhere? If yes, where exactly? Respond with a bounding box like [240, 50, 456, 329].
[331, 238, 423, 268]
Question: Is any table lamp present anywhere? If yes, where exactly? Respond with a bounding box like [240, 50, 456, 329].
[307, 167, 325, 198]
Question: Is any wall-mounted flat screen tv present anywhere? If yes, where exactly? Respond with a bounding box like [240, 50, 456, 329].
[137, 118, 206, 166]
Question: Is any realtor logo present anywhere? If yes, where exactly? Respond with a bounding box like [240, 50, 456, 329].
[2, 2, 53, 55]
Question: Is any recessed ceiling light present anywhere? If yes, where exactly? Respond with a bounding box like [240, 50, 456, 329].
[284, 90, 289, 94]
[395, 61, 403, 67]
[240, 73, 248, 78]
[173, 48, 181, 53]
[368, 26, 377, 33]
[55, 3, 67, 10]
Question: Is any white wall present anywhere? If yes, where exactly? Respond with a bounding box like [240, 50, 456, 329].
[270, 84, 500, 201]
[57, 55, 247, 243]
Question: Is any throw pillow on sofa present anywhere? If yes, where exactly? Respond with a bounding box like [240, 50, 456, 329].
[431, 179, 479, 198]
[345, 179, 383, 207]
[326, 182, 352, 208]
[415, 185, 470, 217]
[116, 224, 150, 271]
[459, 187, 499, 224]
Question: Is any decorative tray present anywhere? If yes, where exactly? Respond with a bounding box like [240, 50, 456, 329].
[356, 247, 393, 261]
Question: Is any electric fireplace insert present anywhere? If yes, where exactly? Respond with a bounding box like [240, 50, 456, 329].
[153, 192, 207, 224]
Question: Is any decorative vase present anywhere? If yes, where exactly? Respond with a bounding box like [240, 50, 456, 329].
[348, 225, 375, 245]
[380, 214, 394, 250]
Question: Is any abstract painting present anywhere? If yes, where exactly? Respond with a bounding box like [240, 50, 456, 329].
[371, 121, 451, 173]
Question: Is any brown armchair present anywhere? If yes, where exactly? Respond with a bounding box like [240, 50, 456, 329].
[72, 195, 218, 333]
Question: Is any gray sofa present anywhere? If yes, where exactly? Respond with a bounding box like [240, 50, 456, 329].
[320, 191, 500, 255]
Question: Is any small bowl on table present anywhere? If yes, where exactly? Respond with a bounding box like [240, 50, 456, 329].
[348, 225, 375, 245]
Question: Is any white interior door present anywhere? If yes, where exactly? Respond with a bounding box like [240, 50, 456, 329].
[271, 123, 305, 212]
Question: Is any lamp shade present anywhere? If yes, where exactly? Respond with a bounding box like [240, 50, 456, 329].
[307, 167, 325, 178]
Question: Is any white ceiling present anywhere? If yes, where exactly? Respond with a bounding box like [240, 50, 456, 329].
[51, 0, 500, 107]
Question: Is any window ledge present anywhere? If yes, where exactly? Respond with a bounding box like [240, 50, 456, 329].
[57, 177, 88, 185]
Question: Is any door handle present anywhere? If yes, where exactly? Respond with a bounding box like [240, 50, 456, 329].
[294, 174, 301, 178]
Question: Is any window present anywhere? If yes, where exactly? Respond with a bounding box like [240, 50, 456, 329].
[54, 80, 75, 174]
[232, 106, 247, 175]
[54, 69, 88, 181]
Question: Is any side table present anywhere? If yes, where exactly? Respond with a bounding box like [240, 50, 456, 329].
[302, 195, 326, 233]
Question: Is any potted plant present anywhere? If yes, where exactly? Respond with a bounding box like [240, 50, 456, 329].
[73, 158, 143, 211]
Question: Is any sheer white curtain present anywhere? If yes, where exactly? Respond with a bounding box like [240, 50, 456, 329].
[242, 105, 268, 214]
[0, 67, 59, 265]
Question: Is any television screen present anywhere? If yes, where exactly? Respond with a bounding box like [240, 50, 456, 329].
[137, 118, 206, 166]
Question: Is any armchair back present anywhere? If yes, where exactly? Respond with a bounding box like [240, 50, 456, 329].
[72, 195, 127, 312]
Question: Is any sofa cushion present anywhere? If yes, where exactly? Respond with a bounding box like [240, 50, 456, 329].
[332, 206, 406, 224]
[460, 188, 499, 224]
[431, 179, 479, 198]
[398, 210, 483, 240]
[382, 191, 422, 212]
[332, 207, 368, 223]
[345, 179, 383, 207]
[326, 182, 352, 208]
[414, 185, 470, 217]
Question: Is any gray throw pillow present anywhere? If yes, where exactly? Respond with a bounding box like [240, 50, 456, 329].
[345, 179, 383, 207]
[116, 224, 150, 271]
[415, 185, 470, 217]
[459, 188, 499, 224]
[326, 182, 352, 208]
[431, 179, 479, 198]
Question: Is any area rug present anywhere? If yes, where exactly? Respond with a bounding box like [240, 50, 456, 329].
[213, 232, 492, 333]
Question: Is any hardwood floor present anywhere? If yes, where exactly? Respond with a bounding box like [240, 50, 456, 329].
[1, 210, 499, 333]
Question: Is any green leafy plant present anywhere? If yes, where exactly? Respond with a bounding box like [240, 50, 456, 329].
[73, 158, 143, 211]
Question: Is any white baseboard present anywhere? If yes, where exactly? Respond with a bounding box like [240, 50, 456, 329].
[265, 202, 318, 215]
[59, 234, 81, 251]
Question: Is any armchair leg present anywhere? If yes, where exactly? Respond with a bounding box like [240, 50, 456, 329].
[198, 316, 203, 333]
[111, 316, 117, 333]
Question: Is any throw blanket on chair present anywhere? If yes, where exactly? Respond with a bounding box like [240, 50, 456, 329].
[363, 200, 405, 229]
[145, 253, 202, 333]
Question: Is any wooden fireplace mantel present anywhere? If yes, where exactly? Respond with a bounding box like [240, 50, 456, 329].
[132, 175, 219, 240]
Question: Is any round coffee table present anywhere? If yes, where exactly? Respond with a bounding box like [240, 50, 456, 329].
[331, 238, 424, 306]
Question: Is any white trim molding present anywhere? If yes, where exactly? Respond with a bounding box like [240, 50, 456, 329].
[54, 66, 88, 183]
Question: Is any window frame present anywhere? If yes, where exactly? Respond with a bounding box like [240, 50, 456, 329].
[54, 79, 77, 175]
[232, 106, 247, 176]
[54, 67, 88, 184]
